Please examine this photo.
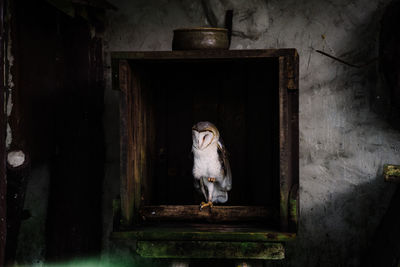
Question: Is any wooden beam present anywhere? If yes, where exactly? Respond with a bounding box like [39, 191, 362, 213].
[279, 56, 289, 231]
[111, 225, 296, 242]
[119, 60, 136, 226]
[111, 49, 298, 61]
[141, 205, 274, 223]
[136, 241, 285, 260]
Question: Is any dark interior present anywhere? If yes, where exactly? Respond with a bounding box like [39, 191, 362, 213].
[131, 58, 280, 208]
[3, 0, 104, 261]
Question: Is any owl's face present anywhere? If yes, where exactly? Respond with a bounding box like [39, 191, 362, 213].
[192, 130, 216, 150]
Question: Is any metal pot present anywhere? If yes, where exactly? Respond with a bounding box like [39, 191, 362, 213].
[172, 27, 229, 50]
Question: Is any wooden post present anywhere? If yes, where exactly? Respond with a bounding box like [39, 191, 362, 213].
[119, 60, 137, 227]
[278, 56, 289, 231]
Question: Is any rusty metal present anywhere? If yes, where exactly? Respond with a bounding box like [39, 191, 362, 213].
[224, 10, 233, 46]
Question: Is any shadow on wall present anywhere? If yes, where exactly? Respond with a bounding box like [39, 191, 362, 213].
[284, 175, 394, 267]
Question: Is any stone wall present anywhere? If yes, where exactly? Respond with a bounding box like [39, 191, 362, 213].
[103, 0, 400, 266]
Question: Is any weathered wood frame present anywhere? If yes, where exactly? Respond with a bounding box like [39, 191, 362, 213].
[112, 49, 299, 259]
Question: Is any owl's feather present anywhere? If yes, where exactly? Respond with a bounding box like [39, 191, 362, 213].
[217, 139, 232, 192]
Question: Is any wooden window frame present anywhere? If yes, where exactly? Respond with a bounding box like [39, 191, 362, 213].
[111, 49, 299, 260]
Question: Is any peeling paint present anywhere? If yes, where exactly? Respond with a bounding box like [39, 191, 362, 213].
[7, 15, 14, 91]
[7, 150, 25, 167]
[6, 7, 14, 149]
[6, 92, 12, 117]
[6, 123, 12, 149]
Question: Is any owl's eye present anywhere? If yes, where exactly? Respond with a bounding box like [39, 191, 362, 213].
[203, 134, 208, 141]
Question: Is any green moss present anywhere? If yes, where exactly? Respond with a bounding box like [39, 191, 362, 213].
[289, 197, 298, 225]
[136, 241, 285, 259]
[42, 256, 161, 267]
[384, 164, 400, 183]
[384, 165, 400, 176]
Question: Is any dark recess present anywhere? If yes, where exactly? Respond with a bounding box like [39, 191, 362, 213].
[6, 0, 104, 262]
[380, 0, 400, 128]
[135, 59, 280, 207]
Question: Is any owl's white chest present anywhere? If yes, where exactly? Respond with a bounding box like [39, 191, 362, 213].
[192, 143, 222, 179]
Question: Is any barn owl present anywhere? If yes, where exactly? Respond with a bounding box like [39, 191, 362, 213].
[192, 121, 232, 210]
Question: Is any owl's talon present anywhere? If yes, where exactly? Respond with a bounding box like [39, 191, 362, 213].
[199, 201, 213, 210]
[208, 177, 216, 182]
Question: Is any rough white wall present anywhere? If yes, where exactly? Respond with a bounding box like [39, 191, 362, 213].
[103, 0, 400, 266]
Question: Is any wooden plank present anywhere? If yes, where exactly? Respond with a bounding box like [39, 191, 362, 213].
[131, 66, 144, 224]
[119, 60, 135, 226]
[111, 225, 296, 242]
[141, 205, 274, 222]
[245, 59, 279, 206]
[111, 58, 120, 90]
[111, 49, 298, 61]
[288, 184, 299, 232]
[136, 241, 285, 260]
[152, 66, 168, 204]
[165, 62, 194, 204]
[278, 56, 289, 231]
[289, 52, 299, 233]
[217, 61, 247, 204]
[383, 164, 400, 183]
[141, 68, 156, 206]
[286, 50, 299, 91]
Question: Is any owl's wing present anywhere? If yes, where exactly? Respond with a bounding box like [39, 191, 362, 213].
[217, 139, 232, 191]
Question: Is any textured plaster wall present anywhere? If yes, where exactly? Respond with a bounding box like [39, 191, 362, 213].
[103, 0, 400, 266]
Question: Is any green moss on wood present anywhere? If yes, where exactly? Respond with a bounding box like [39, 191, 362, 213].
[289, 198, 298, 224]
[289, 184, 299, 232]
[136, 241, 285, 260]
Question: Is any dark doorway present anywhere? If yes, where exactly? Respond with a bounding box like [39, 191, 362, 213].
[7, 0, 104, 262]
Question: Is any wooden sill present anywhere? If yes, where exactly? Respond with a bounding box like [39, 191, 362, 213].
[111, 224, 296, 242]
[140, 205, 275, 223]
[111, 224, 294, 260]
[136, 240, 285, 260]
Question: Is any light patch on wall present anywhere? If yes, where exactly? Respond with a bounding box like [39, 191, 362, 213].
[6, 91, 12, 116]
[7, 14, 15, 91]
[6, 123, 12, 149]
[7, 150, 25, 167]
[6, 95, 12, 148]
[6, 9, 14, 149]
